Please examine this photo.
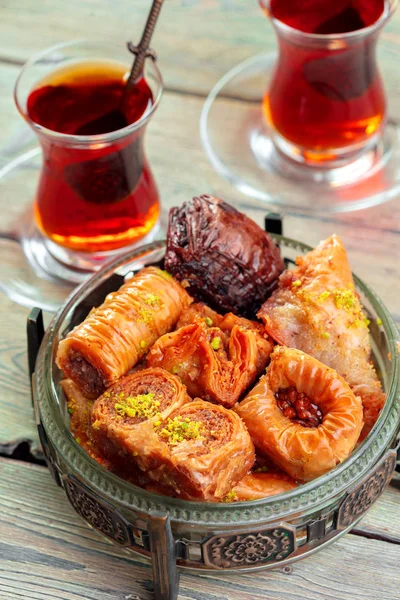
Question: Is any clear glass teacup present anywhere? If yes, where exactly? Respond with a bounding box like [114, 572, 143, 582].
[14, 40, 163, 272]
[259, 0, 398, 165]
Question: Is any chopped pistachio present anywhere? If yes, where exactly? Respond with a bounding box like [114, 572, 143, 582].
[322, 332, 330, 339]
[143, 293, 161, 306]
[211, 336, 221, 350]
[223, 490, 238, 503]
[204, 317, 213, 327]
[159, 270, 173, 280]
[376, 317, 383, 326]
[138, 307, 154, 324]
[333, 288, 357, 311]
[114, 393, 160, 419]
[158, 416, 203, 445]
[254, 466, 269, 473]
[318, 291, 331, 302]
[330, 287, 370, 329]
[292, 280, 302, 287]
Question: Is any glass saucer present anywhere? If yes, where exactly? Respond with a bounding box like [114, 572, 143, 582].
[200, 41, 400, 214]
[0, 139, 165, 313]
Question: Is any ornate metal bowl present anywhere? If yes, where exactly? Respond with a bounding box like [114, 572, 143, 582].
[30, 228, 400, 600]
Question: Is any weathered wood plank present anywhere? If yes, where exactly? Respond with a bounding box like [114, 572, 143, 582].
[1, 0, 400, 99]
[0, 295, 38, 454]
[0, 0, 281, 99]
[352, 484, 400, 543]
[0, 63, 20, 144]
[0, 458, 399, 600]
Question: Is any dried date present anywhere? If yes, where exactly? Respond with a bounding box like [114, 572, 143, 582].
[164, 195, 285, 317]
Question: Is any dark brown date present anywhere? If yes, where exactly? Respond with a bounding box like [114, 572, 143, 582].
[164, 195, 285, 317]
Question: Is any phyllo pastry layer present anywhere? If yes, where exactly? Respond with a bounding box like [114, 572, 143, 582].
[237, 346, 363, 482]
[147, 303, 273, 408]
[258, 235, 385, 439]
[56, 267, 192, 398]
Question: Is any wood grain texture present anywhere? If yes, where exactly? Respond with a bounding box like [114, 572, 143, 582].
[1, 0, 400, 98]
[352, 485, 400, 543]
[0, 0, 284, 98]
[0, 458, 399, 600]
[0, 63, 20, 144]
[0, 294, 37, 453]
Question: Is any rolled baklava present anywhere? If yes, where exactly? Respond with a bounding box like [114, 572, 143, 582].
[56, 267, 192, 397]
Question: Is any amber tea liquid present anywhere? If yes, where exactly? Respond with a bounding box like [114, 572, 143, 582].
[263, 0, 387, 160]
[27, 61, 159, 252]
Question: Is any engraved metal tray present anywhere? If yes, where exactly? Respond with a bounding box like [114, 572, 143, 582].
[28, 218, 400, 600]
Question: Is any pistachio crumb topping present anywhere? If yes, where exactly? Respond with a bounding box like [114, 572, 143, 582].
[322, 332, 330, 339]
[331, 288, 369, 328]
[138, 306, 155, 325]
[67, 407, 73, 414]
[254, 466, 269, 473]
[158, 416, 204, 445]
[292, 280, 302, 287]
[114, 393, 161, 420]
[223, 490, 238, 503]
[204, 317, 213, 327]
[211, 336, 221, 350]
[143, 293, 161, 306]
[332, 288, 357, 310]
[299, 284, 369, 329]
[159, 270, 173, 280]
[318, 291, 330, 302]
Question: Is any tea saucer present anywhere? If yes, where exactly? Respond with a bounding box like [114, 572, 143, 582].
[200, 43, 400, 214]
[0, 141, 165, 312]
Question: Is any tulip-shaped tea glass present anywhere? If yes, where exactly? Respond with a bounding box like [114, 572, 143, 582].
[1, 40, 163, 311]
[201, 0, 400, 213]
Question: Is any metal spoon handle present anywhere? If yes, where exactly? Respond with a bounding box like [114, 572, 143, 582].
[126, 0, 164, 87]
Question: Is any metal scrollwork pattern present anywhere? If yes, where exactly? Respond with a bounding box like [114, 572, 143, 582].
[37, 423, 62, 488]
[337, 450, 397, 529]
[63, 475, 134, 546]
[202, 525, 296, 569]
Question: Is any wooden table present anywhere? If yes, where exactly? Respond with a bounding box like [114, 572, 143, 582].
[0, 1, 399, 599]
